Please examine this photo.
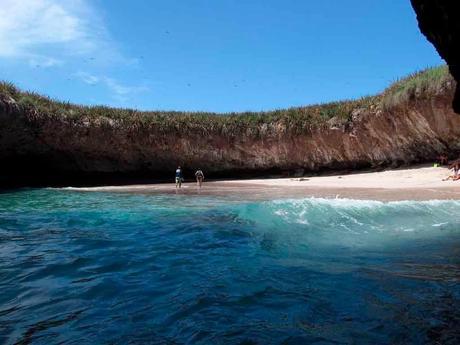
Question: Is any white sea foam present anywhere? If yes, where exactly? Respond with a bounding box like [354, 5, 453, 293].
[232, 197, 460, 246]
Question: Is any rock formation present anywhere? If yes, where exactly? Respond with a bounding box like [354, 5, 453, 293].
[0, 68, 458, 187]
[411, 0, 460, 113]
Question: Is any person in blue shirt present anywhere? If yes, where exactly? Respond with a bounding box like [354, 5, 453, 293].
[175, 166, 183, 188]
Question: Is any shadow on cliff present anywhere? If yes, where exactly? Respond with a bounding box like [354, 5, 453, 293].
[1, 66, 459, 189]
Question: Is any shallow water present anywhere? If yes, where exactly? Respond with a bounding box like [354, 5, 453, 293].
[1, 189, 460, 344]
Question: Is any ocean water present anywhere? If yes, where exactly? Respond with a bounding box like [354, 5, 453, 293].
[1, 189, 460, 344]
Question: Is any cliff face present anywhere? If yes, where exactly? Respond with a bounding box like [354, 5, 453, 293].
[411, 0, 460, 113]
[0, 72, 459, 187]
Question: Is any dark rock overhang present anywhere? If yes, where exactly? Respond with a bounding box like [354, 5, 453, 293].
[411, 0, 460, 113]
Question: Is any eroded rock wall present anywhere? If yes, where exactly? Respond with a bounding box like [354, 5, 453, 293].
[1, 85, 459, 187]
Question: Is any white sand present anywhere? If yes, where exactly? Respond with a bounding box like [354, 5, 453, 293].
[224, 166, 454, 189]
[64, 165, 460, 201]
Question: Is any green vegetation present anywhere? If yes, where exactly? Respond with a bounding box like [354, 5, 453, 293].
[0, 65, 452, 136]
[381, 65, 451, 110]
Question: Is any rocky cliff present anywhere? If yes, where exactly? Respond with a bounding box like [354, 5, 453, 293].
[0, 67, 459, 187]
[411, 0, 460, 113]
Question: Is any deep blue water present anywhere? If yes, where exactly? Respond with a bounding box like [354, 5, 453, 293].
[1, 189, 460, 344]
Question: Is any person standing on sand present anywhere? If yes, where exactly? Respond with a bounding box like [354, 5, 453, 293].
[438, 154, 449, 166]
[195, 169, 204, 187]
[175, 166, 183, 188]
[443, 160, 460, 181]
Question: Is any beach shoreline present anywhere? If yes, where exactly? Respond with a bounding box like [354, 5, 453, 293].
[62, 166, 460, 201]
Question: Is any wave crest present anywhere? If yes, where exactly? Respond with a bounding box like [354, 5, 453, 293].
[232, 198, 460, 248]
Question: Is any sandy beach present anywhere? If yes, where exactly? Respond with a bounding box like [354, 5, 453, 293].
[64, 165, 460, 201]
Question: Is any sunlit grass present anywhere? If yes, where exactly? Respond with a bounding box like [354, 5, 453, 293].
[0, 65, 453, 138]
[381, 65, 451, 110]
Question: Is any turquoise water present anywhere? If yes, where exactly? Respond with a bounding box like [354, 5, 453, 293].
[1, 189, 460, 344]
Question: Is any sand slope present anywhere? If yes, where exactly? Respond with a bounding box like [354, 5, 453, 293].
[63, 166, 460, 201]
[227, 166, 453, 189]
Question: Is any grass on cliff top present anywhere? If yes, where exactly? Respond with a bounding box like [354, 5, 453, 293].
[0, 65, 452, 134]
[381, 65, 451, 110]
